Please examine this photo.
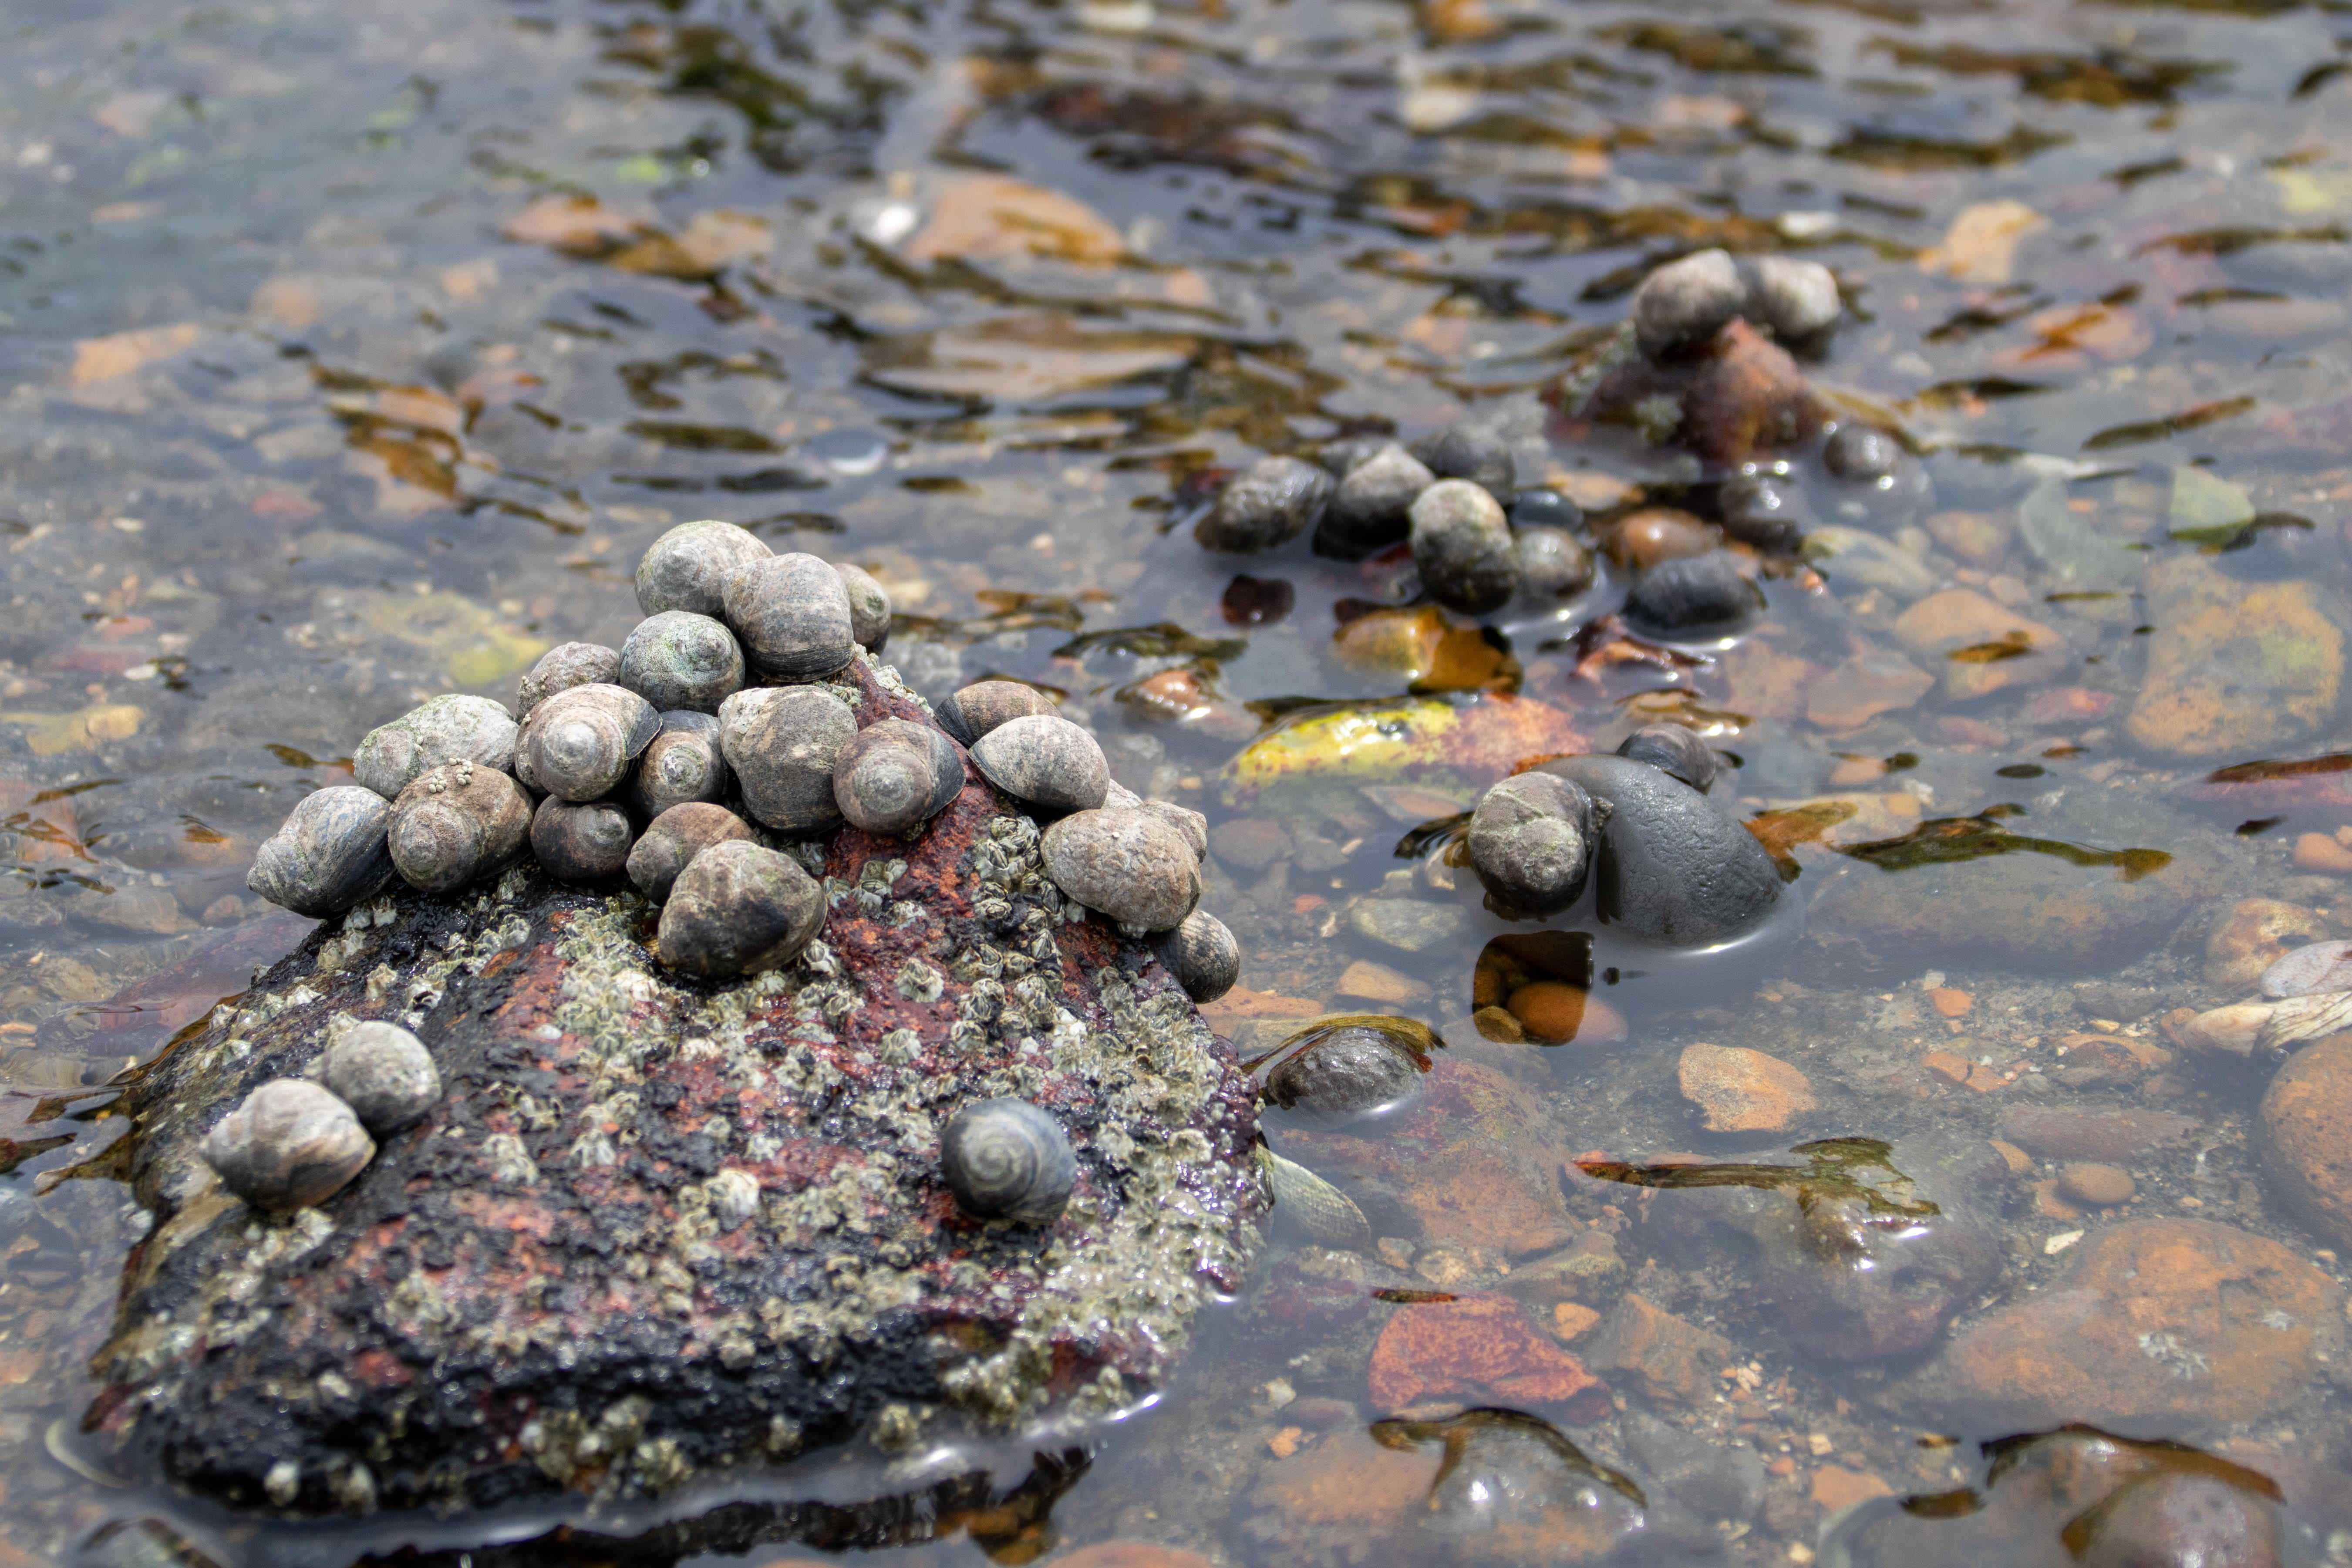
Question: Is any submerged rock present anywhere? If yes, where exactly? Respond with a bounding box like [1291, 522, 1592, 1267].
[1536, 753, 1781, 947]
[88, 657, 1263, 1517]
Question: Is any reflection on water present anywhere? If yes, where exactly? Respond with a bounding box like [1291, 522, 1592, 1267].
[4, 0, 2352, 1557]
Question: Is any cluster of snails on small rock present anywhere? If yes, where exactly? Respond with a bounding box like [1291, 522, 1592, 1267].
[200, 1022, 438, 1212]
[241, 520, 1245, 1227]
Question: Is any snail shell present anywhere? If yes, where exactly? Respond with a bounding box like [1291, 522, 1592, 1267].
[718, 685, 858, 836]
[320, 1021, 439, 1136]
[835, 561, 893, 652]
[618, 610, 745, 714]
[1409, 479, 1518, 617]
[1616, 723, 1717, 793]
[1259, 1149, 1372, 1252]
[832, 718, 964, 835]
[515, 682, 660, 802]
[1040, 807, 1201, 931]
[200, 1079, 375, 1213]
[529, 794, 636, 883]
[387, 760, 533, 894]
[939, 1098, 1076, 1225]
[657, 839, 826, 979]
[1466, 771, 1596, 917]
[636, 519, 771, 618]
[970, 714, 1110, 815]
[1137, 798, 1208, 861]
[352, 694, 518, 801]
[937, 679, 1057, 746]
[631, 710, 730, 819]
[1193, 455, 1332, 554]
[516, 641, 622, 718]
[721, 551, 855, 681]
[247, 785, 395, 917]
[627, 802, 757, 904]
[1151, 909, 1238, 1003]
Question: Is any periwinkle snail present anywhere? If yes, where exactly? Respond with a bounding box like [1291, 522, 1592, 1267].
[529, 795, 635, 883]
[720, 684, 858, 836]
[657, 839, 826, 980]
[832, 718, 964, 834]
[970, 714, 1110, 815]
[201, 1079, 376, 1212]
[1262, 1021, 1427, 1131]
[626, 802, 757, 904]
[939, 1099, 1077, 1225]
[320, 1022, 440, 1136]
[618, 610, 745, 714]
[937, 679, 1057, 746]
[835, 560, 893, 652]
[1466, 772, 1598, 917]
[1616, 723, 1718, 793]
[516, 683, 660, 802]
[635, 518, 771, 618]
[387, 761, 532, 895]
[516, 641, 622, 718]
[722, 550, 856, 680]
[632, 711, 730, 819]
[353, 694, 518, 800]
[1152, 909, 1239, 1003]
[246, 785, 395, 917]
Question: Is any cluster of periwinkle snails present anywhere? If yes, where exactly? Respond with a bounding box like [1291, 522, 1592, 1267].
[243, 520, 1250, 1228]
[200, 1022, 438, 1211]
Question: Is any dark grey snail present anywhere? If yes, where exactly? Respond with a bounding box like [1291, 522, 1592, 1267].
[516, 641, 622, 718]
[515, 682, 660, 803]
[937, 679, 1057, 746]
[1409, 479, 1518, 616]
[352, 694, 519, 800]
[618, 610, 745, 714]
[1151, 909, 1238, 1003]
[626, 802, 757, 904]
[657, 839, 826, 979]
[719, 684, 858, 836]
[529, 794, 635, 883]
[1466, 770, 1598, 917]
[1616, 723, 1718, 793]
[246, 785, 396, 917]
[635, 518, 771, 618]
[320, 1021, 440, 1136]
[832, 718, 964, 835]
[835, 560, 892, 652]
[632, 710, 730, 819]
[970, 713, 1109, 815]
[939, 1098, 1077, 1226]
[387, 760, 533, 895]
[200, 1079, 376, 1212]
[721, 550, 856, 680]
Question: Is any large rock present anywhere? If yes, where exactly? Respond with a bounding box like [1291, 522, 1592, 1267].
[85, 658, 1264, 1517]
[2128, 556, 2346, 759]
[1535, 754, 1782, 948]
[2258, 1034, 2352, 1251]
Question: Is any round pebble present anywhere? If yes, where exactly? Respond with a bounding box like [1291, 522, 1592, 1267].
[719, 685, 858, 836]
[632, 711, 730, 819]
[529, 794, 635, 883]
[353, 695, 518, 801]
[2058, 1163, 2136, 1207]
[1616, 723, 1719, 792]
[657, 840, 826, 979]
[1624, 550, 1759, 635]
[1320, 442, 1434, 555]
[618, 611, 745, 714]
[1408, 422, 1517, 505]
[971, 714, 1111, 815]
[516, 641, 622, 718]
[1041, 807, 1202, 931]
[635, 519, 770, 618]
[1467, 771, 1597, 916]
[1514, 526, 1594, 601]
[1317, 433, 1393, 478]
[2258, 938, 2352, 999]
[937, 679, 1058, 746]
[200, 1079, 375, 1213]
[1152, 910, 1238, 1002]
[832, 718, 964, 834]
[321, 1021, 440, 1136]
[721, 550, 856, 681]
[246, 786, 396, 918]
[1824, 425, 1903, 483]
[1264, 1025, 1423, 1129]
[1606, 507, 1720, 570]
[1634, 248, 1745, 359]
[1194, 455, 1333, 554]
[1508, 488, 1583, 533]
[2077, 1474, 2281, 1568]
[1717, 473, 1813, 553]
[1507, 982, 1623, 1045]
[626, 802, 757, 904]
[1409, 479, 1517, 615]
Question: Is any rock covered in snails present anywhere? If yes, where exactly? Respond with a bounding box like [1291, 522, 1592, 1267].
[626, 802, 757, 904]
[516, 641, 622, 718]
[1467, 771, 1599, 917]
[939, 1098, 1077, 1225]
[352, 694, 518, 800]
[832, 718, 964, 835]
[529, 795, 635, 883]
[720, 684, 858, 836]
[635, 518, 770, 618]
[722, 550, 855, 680]
[632, 710, 730, 819]
[320, 1022, 440, 1136]
[515, 683, 660, 803]
[937, 679, 1056, 746]
[657, 839, 826, 979]
[970, 714, 1110, 815]
[246, 785, 396, 917]
[200, 1079, 375, 1213]
[387, 760, 533, 895]
[618, 610, 745, 714]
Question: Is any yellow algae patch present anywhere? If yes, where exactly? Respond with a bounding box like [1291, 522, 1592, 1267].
[1, 704, 144, 755]
[1223, 694, 1585, 802]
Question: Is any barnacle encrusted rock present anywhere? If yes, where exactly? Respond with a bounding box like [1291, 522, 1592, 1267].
[87, 657, 1264, 1518]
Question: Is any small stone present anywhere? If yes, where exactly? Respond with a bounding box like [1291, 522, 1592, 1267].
[2076, 1474, 2285, 1568]
[625, 803, 758, 904]
[1407, 422, 1517, 505]
[1507, 983, 1624, 1045]
[1823, 425, 1902, 482]
[1317, 433, 1392, 478]
[1368, 1294, 1600, 1410]
[1997, 1106, 2199, 1163]
[1633, 248, 1745, 360]
[1624, 550, 1757, 635]
[635, 518, 770, 618]
[721, 550, 856, 681]
[2056, 1162, 2134, 1207]
[1320, 442, 1434, 555]
[1214, 816, 1291, 870]
[1740, 255, 1840, 344]
[1194, 455, 1332, 554]
[1892, 588, 2067, 699]
[1466, 772, 1596, 916]
[1809, 1466, 1892, 1515]
[2127, 556, 2345, 759]
[2258, 1035, 2352, 1251]
[1927, 508, 2013, 567]
[1347, 897, 1466, 953]
[1716, 472, 1814, 553]
[1409, 479, 1517, 615]
[1678, 1042, 1816, 1134]
[516, 641, 622, 718]
[1137, 799, 1208, 860]
[2259, 937, 2352, 998]
[200, 1079, 376, 1213]
[1580, 1291, 1738, 1405]
[719, 685, 859, 836]
[970, 714, 1111, 814]
[1335, 959, 1430, 1005]
[246, 786, 395, 918]
[1264, 1025, 1424, 1128]
[617, 610, 745, 714]
[1151, 910, 1239, 1003]
[1510, 487, 1583, 533]
[1514, 526, 1594, 601]
[834, 561, 892, 651]
[1677, 319, 1822, 465]
[1615, 723, 1717, 792]
[529, 794, 635, 883]
[1605, 506, 1719, 570]
[320, 1022, 439, 1136]
[1620, 1410, 1764, 1525]
[1802, 525, 1936, 601]
[656, 840, 826, 978]
[2204, 898, 2326, 989]
[936, 679, 1058, 746]
[1041, 807, 1202, 931]
[831, 718, 964, 835]
[352, 694, 519, 801]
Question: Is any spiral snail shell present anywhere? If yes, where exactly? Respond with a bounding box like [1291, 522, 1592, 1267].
[626, 802, 757, 904]
[515, 683, 661, 803]
[1615, 722, 1717, 793]
[618, 610, 745, 715]
[832, 718, 964, 835]
[834, 560, 893, 652]
[719, 684, 858, 836]
[721, 550, 855, 681]
[246, 785, 395, 917]
[320, 1021, 440, 1136]
[200, 1079, 375, 1213]
[529, 794, 636, 884]
[939, 1098, 1076, 1226]
[516, 641, 622, 718]
[1466, 771, 1597, 917]
[635, 519, 771, 618]
[387, 760, 533, 895]
[936, 679, 1057, 747]
[631, 710, 730, 819]
[352, 694, 519, 801]
[1150, 909, 1239, 1003]
[970, 714, 1109, 816]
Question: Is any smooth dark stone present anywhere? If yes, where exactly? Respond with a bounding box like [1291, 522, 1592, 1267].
[1537, 752, 1779, 946]
[1717, 473, 1814, 552]
[1624, 550, 1759, 636]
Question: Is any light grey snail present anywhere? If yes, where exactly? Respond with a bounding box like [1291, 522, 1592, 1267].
[1465, 771, 1597, 917]
[970, 714, 1110, 816]
[514, 682, 660, 803]
[352, 693, 518, 800]
[200, 1079, 376, 1212]
[834, 560, 893, 652]
[939, 1098, 1076, 1226]
[719, 684, 857, 836]
[320, 1021, 440, 1136]
[618, 610, 745, 715]
[936, 678, 1057, 747]
[516, 641, 621, 718]
[721, 550, 855, 681]
[634, 518, 770, 619]
[246, 785, 396, 917]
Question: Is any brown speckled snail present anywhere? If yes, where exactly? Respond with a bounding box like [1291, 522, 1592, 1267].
[937, 679, 1057, 747]
[719, 685, 858, 836]
[657, 839, 827, 979]
[387, 760, 533, 895]
[939, 1098, 1076, 1226]
[635, 518, 771, 618]
[832, 718, 964, 835]
[515, 683, 660, 803]
[529, 794, 635, 884]
[721, 550, 855, 681]
[632, 710, 730, 819]
[200, 1079, 375, 1212]
[246, 785, 395, 917]
[353, 694, 519, 800]
[970, 714, 1109, 816]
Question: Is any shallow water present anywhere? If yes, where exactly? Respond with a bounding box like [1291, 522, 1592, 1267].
[5, 0, 2352, 1561]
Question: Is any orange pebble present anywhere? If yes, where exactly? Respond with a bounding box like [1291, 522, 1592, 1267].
[1507, 982, 1628, 1045]
[2294, 832, 2352, 875]
[1927, 986, 1973, 1018]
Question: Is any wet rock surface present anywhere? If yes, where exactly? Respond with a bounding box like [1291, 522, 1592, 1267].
[87, 660, 1264, 1516]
